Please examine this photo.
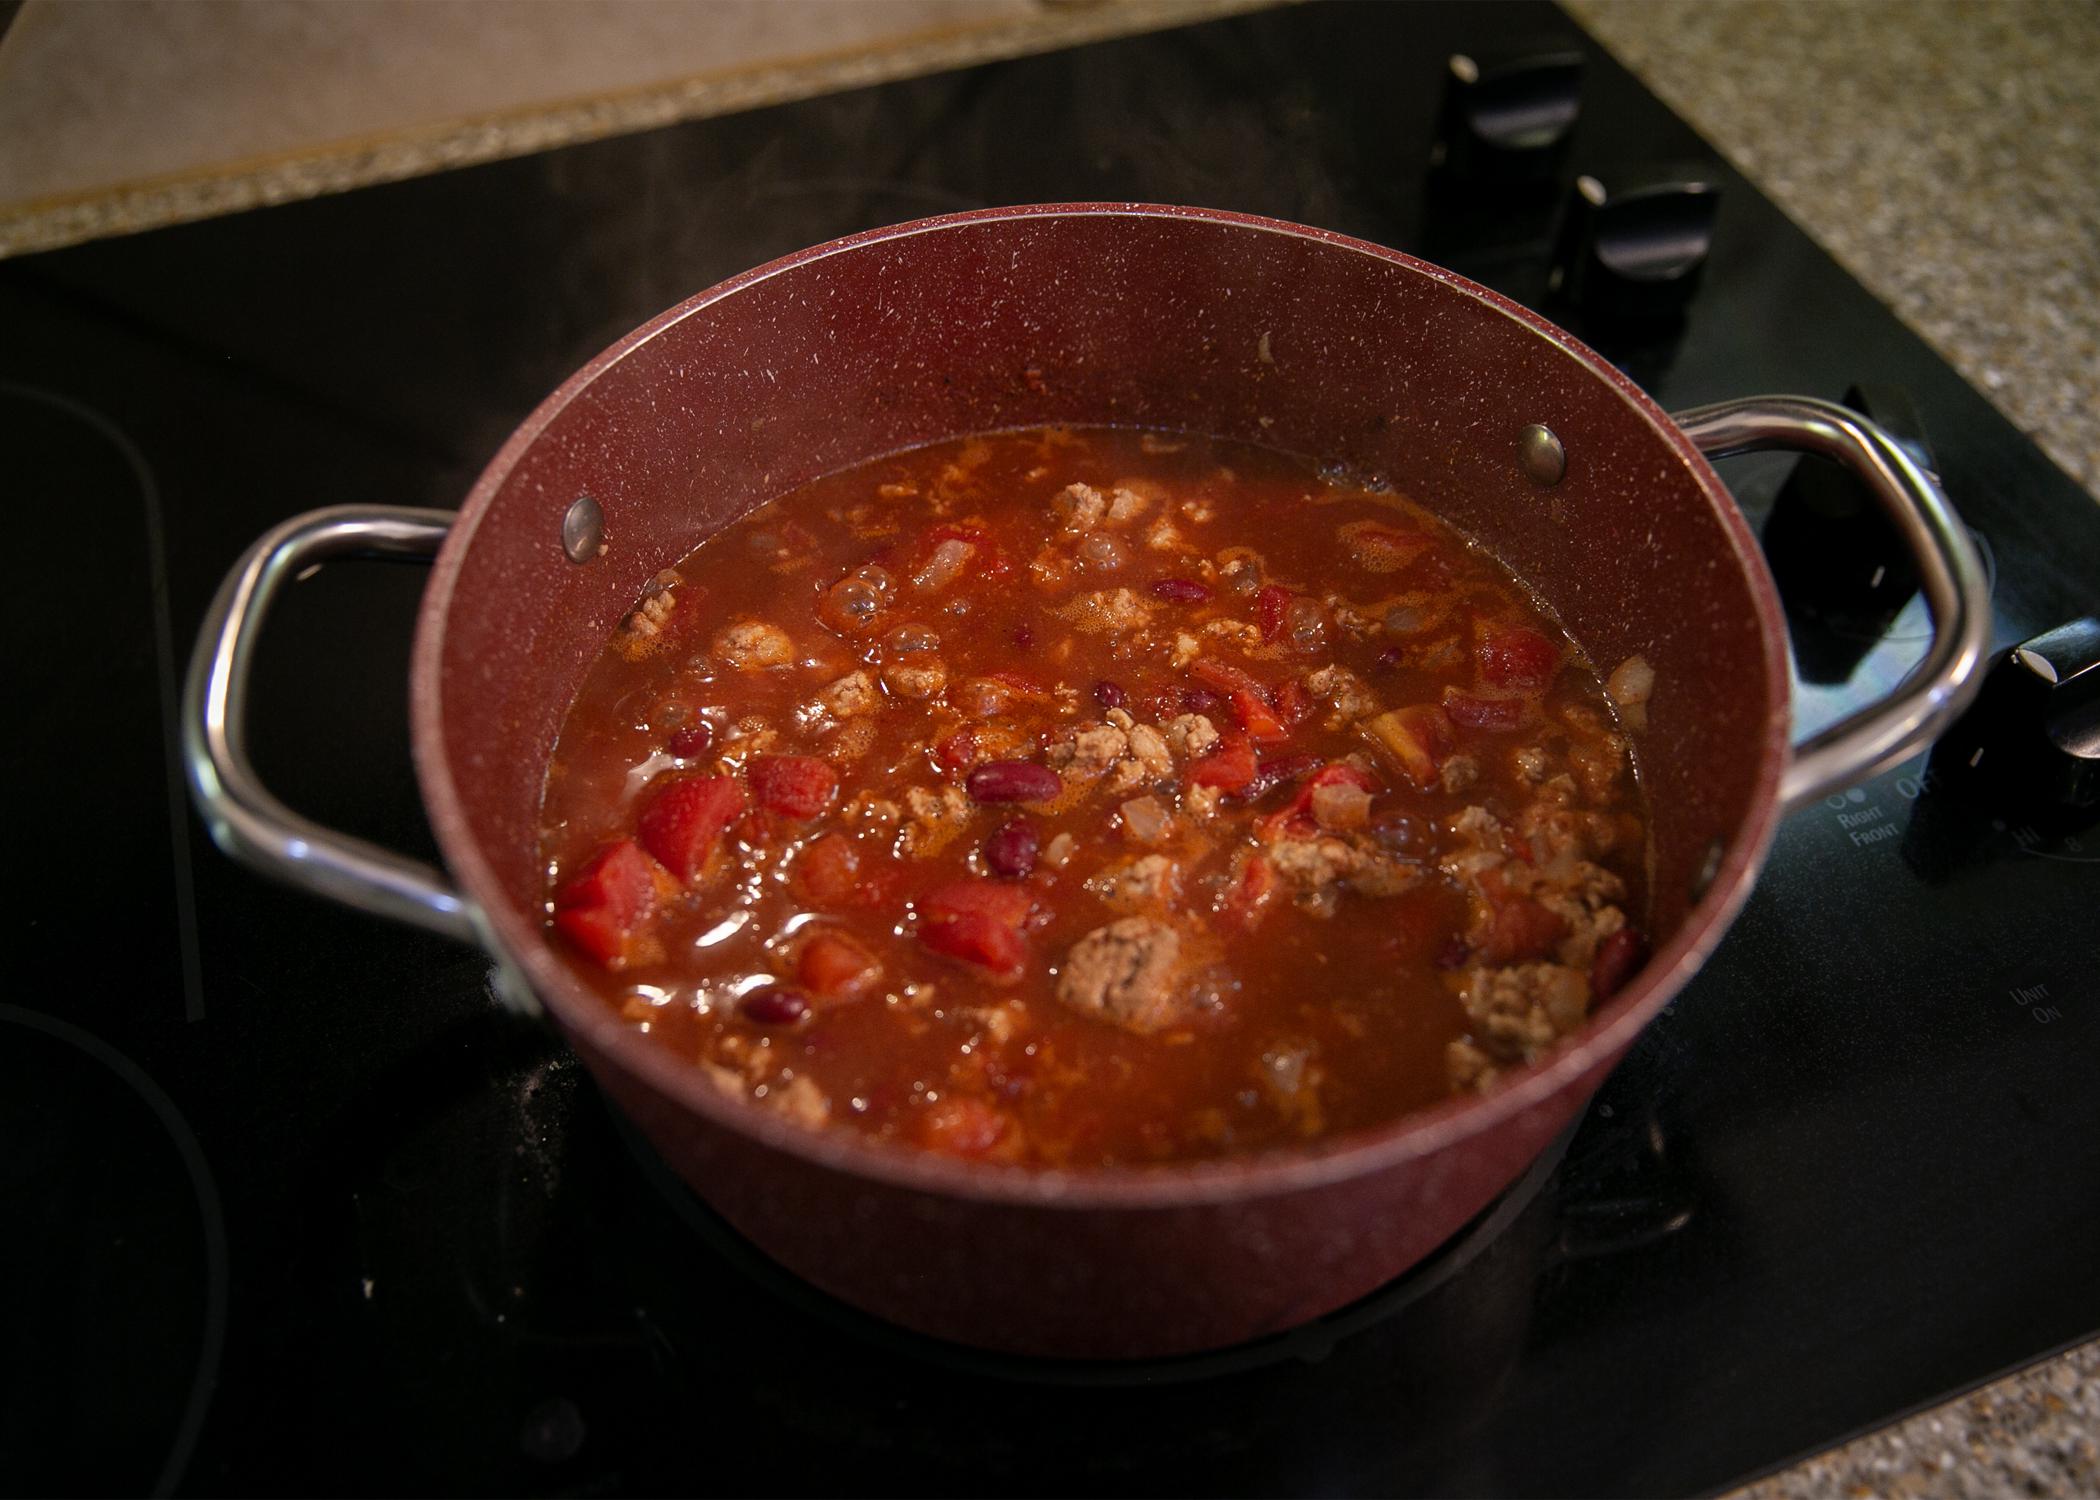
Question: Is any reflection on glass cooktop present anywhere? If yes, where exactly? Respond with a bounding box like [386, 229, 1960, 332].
[1, 2, 2096, 1494]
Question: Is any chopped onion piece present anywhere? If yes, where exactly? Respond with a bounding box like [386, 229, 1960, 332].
[1078, 533, 1127, 571]
[1608, 654, 1655, 729]
[1119, 796, 1174, 846]
[1608, 654, 1655, 705]
[885, 623, 941, 655]
[912, 539, 975, 593]
[1310, 782, 1373, 831]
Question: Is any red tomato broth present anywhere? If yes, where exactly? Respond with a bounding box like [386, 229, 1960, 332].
[537, 427, 1651, 1166]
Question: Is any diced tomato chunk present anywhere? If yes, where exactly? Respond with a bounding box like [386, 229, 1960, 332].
[919, 914, 1027, 978]
[1188, 736, 1259, 793]
[1591, 927, 1649, 1001]
[981, 669, 1050, 698]
[794, 832, 862, 904]
[1257, 761, 1381, 840]
[796, 930, 881, 1002]
[1222, 854, 1280, 928]
[1482, 895, 1569, 964]
[1242, 751, 1320, 802]
[1311, 762, 1381, 795]
[749, 755, 838, 818]
[636, 775, 747, 881]
[1191, 657, 1264, 697]
[552, 839, 668, 968]
[934, 727, 979, 773]
[1275, 678, 1316, 729]
[1339, 520, 1433, 573]
[1231, 689, 1288, 743]
[1192, 659, 1289, 743]
[1443, 689, 1526, 732]
[917, 880, 1033, 980]
[793, 832, 900, 908]
[914, 1096, 1012, 1157]
[921, 880, 1033, 927]
[1477, 624, 1561, 692]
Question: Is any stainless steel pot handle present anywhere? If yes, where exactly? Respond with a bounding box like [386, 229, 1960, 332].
[182, 505, 479, 943]
[1670, 395, 1992, 813]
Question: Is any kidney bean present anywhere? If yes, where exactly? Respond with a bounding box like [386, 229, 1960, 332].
[1181, 685, 1225, 717]
[1150, 577, 1212, 603]
[983, 818, 1040, 878]
[1373, 646, 1406, 673]
[1591, 927, 1649, 1000]
[1274, 679, 1316, 728]
[1244, 752, 1321, 799]
[1010, 622, 1035, 649]
[1093, 678, 1128, 710]
[668, 721, 714, 759]
[965, 759, 1063, 804]
[1256, 584, 1291, 642]
[741, 985, 809, 1025]
[1445, 692, 1525, 732]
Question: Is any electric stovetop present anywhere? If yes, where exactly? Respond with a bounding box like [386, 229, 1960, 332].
[5, 3, 2097, 1494]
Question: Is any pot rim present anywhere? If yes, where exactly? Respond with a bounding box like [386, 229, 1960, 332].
[408, 202, 1791, 1210]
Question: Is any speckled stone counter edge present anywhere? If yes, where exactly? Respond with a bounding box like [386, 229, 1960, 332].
[0, 0, 1277, 261]
[1562, 0, 2096, 501]
[1727, 1334, 2100, 1500]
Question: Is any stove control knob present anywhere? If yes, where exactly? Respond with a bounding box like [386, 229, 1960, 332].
[1935, 618, 2100, 810]
[1763, 384, 1934, 621]
[1547, 173, 1720, 321]
[1429, 51, 1584, 186]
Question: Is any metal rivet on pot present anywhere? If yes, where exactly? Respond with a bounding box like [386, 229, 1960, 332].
[1518, 424, 1566, 486]
[561, 495, 605, 563]
[1690, 839, 1725, 903]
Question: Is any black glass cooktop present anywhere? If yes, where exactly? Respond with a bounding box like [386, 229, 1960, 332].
[5, 3, 2097, 1495]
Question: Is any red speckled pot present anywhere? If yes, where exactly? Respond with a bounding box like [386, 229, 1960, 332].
[190, 205, 1985, 1359]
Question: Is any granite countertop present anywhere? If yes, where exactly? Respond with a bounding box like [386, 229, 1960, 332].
[1565, 0, 2098, 499]
[7, 0, 2095, 1490]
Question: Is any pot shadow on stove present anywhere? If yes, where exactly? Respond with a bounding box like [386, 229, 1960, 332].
[259, 988, 1723, 1495]
[232, 1002, 632, 1492]
[581, 1101, 1563, 1494]
[564, 1072, 1715, 1496]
